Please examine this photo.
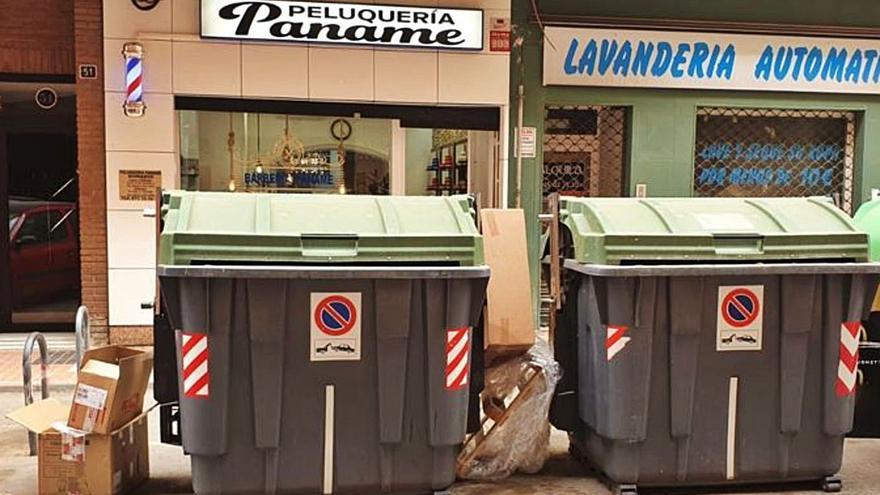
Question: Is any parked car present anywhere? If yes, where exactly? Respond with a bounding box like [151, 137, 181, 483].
[7, 198, 79, 308]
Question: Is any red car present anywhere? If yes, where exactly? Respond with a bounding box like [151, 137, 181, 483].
[8, 199, 79, 308]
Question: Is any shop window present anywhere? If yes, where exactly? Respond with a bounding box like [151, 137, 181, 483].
[542, 106, 629, 201]
[178, 111, 391, 195]
[694, 108, 857, 213]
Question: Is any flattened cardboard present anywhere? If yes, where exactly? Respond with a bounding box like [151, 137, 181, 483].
[480, 209, 536, 356]
[7, 401, 150, 495]
[5, 398, 69, 433]
[68, 346, 153, 434]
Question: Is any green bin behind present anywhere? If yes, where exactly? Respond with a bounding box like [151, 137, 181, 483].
[158, 191, 489, 495]
[553, 197, 879, 493]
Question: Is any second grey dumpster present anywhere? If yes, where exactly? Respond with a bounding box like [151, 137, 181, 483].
[157, 191, 489, 494]
[552, 197, 879, 494]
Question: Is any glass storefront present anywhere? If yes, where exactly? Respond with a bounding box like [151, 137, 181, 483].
[178, 108, 501, 207]
[178, 111, 392, 195]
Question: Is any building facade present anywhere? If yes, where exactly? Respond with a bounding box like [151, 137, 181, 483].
[510, 0, 880, 292]
[98, 0, 512, 343]
[0, 0, 106, 337]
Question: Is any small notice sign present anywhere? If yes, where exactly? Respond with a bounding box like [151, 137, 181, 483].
[310, 293, 362, 362]
[489, 17, 511, 52]
[119, 170, 161, 201]
[717, 285, 764, 351]
[516, 126, 537, 158]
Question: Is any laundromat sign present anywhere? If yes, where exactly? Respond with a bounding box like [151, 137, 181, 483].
[544, 26, 880, 94]
[201, 0, 484, 50]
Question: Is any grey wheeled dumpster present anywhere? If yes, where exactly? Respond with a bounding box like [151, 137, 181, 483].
[551, 197, 880, 494]
[157, 191, 489, 495]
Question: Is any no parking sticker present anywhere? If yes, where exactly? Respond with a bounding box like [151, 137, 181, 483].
[310, 293, 362, 362]
[717, 285, 764, 352]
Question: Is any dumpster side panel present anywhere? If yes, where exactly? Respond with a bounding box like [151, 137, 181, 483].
[562, 270, 878, 488]
[164, 273, 487, 495]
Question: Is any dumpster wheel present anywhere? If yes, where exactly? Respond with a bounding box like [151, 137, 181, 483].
[822, 475, 842, 493]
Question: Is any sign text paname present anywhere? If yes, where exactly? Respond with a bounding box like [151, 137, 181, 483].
[202, 0, 484, 50]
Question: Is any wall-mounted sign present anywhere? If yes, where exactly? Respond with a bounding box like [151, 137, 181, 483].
[544, 26, 880, 95]
[516, 126, 536, 158]
[119, 170, 161, 201]
[489, 17, 510, 53]
[34, 88, 57, 110]
[78, 64, 98, 80]
[201, 0, 484, 50]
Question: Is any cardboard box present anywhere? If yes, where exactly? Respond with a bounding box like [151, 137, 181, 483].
[480, 209, 536, 356]
[68, 346, 153, 435]
[7, 398, 150, 495]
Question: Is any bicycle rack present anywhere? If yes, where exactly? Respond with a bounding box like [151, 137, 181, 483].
[22, 331, 49, 456]
[75, 305, 90, 373]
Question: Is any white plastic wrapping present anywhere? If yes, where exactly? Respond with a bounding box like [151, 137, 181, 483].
[457, 341, 562, 480]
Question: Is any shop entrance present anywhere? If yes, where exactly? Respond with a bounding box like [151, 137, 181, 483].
[0, 82, 79, 331]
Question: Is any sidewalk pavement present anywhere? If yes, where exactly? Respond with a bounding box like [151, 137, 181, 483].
[0, 333, 80, 392]
[0, 342, 878, 495]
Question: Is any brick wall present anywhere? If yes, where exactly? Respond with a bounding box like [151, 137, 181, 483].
[75, 0, 109, 344]
[0, 0, 74, 75]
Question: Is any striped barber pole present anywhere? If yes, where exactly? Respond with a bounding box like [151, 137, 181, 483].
[445, 327, 471, 390]
[182, 332, 210, 399]
[606, 325, 630, 361]
[122, 42, 145, 117]
[836, 321, 861, 397]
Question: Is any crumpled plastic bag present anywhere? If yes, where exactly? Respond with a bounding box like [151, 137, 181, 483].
[457, 340, 562, 480]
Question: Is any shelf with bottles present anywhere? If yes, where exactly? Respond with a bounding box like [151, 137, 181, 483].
[426, 139, 468, 196]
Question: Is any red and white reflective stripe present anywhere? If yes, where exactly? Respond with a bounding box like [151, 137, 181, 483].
[445, 327, 471, 390]
[606, 325, 630, 361]
[836, 321, 861, 397]
[182, 332, 210, 399]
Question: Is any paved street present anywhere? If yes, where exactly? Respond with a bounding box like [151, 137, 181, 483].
[1, 387, 879, 495]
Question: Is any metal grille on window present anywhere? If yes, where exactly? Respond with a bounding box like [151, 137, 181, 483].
[694, 107, 856, 213]
[543, 106, 628, 201]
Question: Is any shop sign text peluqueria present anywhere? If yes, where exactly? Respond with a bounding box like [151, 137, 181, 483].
[544, 26, 880, 94]
[201, 0, 484, 50]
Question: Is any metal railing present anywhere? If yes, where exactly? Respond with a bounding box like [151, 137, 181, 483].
[22, 332, 48, 456]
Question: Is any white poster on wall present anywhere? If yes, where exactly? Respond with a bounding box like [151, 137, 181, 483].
[544, 26, 880, 95]
[201, 0, 484, 50]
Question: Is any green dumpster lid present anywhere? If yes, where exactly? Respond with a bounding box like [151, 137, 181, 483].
[560, 196, 869, 265]
[159, 191, 484, 266]
[854, 199, 880, 262]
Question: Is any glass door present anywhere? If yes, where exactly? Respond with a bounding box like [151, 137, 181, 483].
[1, 81, 79, 331]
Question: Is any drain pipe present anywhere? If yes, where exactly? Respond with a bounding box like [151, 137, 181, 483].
[515, 83, 524, 208]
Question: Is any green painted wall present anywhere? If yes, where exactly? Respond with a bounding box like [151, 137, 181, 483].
[525, 0, 880, 27]
[509, 0, 880, 304]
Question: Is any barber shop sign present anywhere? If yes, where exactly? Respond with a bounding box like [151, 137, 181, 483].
[201, 0, 484, 50]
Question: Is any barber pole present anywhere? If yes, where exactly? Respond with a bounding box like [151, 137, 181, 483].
[122, 42, 145, 117]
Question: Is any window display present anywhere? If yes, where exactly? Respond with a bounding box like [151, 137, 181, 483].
[178, 111, 391, 195]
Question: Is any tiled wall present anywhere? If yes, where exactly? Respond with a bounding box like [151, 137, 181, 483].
[103, 0, 512, 326]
